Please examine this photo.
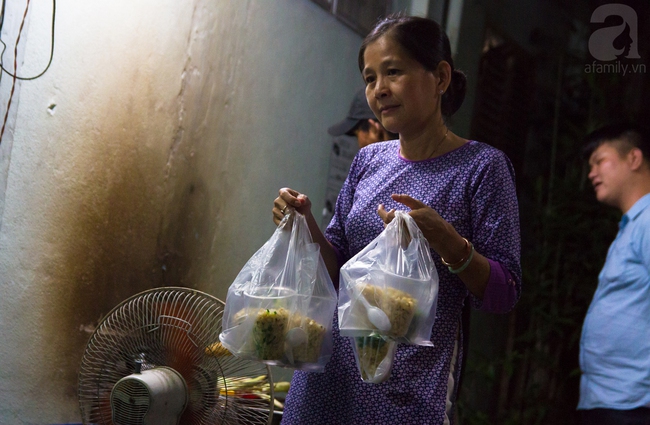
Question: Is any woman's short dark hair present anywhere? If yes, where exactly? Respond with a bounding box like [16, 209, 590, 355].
[358, 14, 467, 117]
[582, 123, 650, 161]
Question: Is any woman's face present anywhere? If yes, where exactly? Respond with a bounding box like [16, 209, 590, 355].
[362, 35, 442, 137]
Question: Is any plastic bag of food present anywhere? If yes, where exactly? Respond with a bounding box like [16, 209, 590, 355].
[350, 334, 397, 384]
[338, 210, 439, 346]
[219, 210, 337, 371]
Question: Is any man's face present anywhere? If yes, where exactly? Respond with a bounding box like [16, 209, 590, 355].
[588, 142, 632, 208]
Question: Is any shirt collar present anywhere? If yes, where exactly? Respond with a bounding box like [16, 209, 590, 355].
[620, 192, 650, 229]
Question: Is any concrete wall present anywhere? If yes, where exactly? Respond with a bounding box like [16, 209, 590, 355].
[0, 0, 363, 422]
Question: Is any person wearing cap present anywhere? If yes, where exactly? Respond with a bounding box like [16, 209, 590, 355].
[328, 88, 394, 148]
[320, 89, 395, 230]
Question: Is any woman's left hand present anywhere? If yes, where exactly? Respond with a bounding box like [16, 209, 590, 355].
[378, 194, 464, 259]
[379, 193, 490, 299]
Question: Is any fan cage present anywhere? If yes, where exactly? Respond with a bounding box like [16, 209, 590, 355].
[111, 379, 150, 424]
[78, 286, 274, 425]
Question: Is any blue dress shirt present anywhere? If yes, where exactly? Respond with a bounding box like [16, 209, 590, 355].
[578, 193, 650, 410]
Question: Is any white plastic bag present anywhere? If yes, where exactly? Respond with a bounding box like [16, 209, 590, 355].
[350, 335, 398, 384]
[339, 211, 439, 346]
[219, 211, 337, 372]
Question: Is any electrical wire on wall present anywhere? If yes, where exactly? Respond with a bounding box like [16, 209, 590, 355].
[0, 0, 56, 148]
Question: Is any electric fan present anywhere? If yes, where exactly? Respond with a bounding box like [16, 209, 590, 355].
[78, 286, 275, 425]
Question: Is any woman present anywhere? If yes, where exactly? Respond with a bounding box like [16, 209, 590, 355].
[273, 15, 521, 424]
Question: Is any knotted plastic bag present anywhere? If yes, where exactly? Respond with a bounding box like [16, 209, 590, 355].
[219, 211, 337, 372]
[339, 210, 439, 346]
[350, 334, 398, 384]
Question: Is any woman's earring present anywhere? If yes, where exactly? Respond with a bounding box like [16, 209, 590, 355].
[440, 90, 444, 94]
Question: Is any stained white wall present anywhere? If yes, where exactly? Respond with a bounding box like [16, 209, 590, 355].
[0, 0, 363, 423]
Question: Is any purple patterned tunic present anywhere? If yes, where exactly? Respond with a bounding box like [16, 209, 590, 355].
[281, 140, 521, 424]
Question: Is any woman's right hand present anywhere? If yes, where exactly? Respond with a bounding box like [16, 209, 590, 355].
[273, 187, 340, 283]
[272, 187, 312, 226]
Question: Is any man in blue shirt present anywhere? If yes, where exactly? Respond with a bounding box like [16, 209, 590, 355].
[579, 123, 650, 425]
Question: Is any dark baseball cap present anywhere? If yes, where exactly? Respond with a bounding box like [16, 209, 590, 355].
[327, 88, 377, 137]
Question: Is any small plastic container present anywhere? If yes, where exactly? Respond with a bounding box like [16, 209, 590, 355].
[373, 269, 431, 305]
[372, 270, 429, 338]
[243, 286, 296, 360]
[235, 288, 333, 368]
[244, 286, 297, 307]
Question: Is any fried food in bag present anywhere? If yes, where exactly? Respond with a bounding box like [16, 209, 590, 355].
[356, 282, 418, 338]
[219, 211, 337, 372]
[339, 211, 439, 346]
